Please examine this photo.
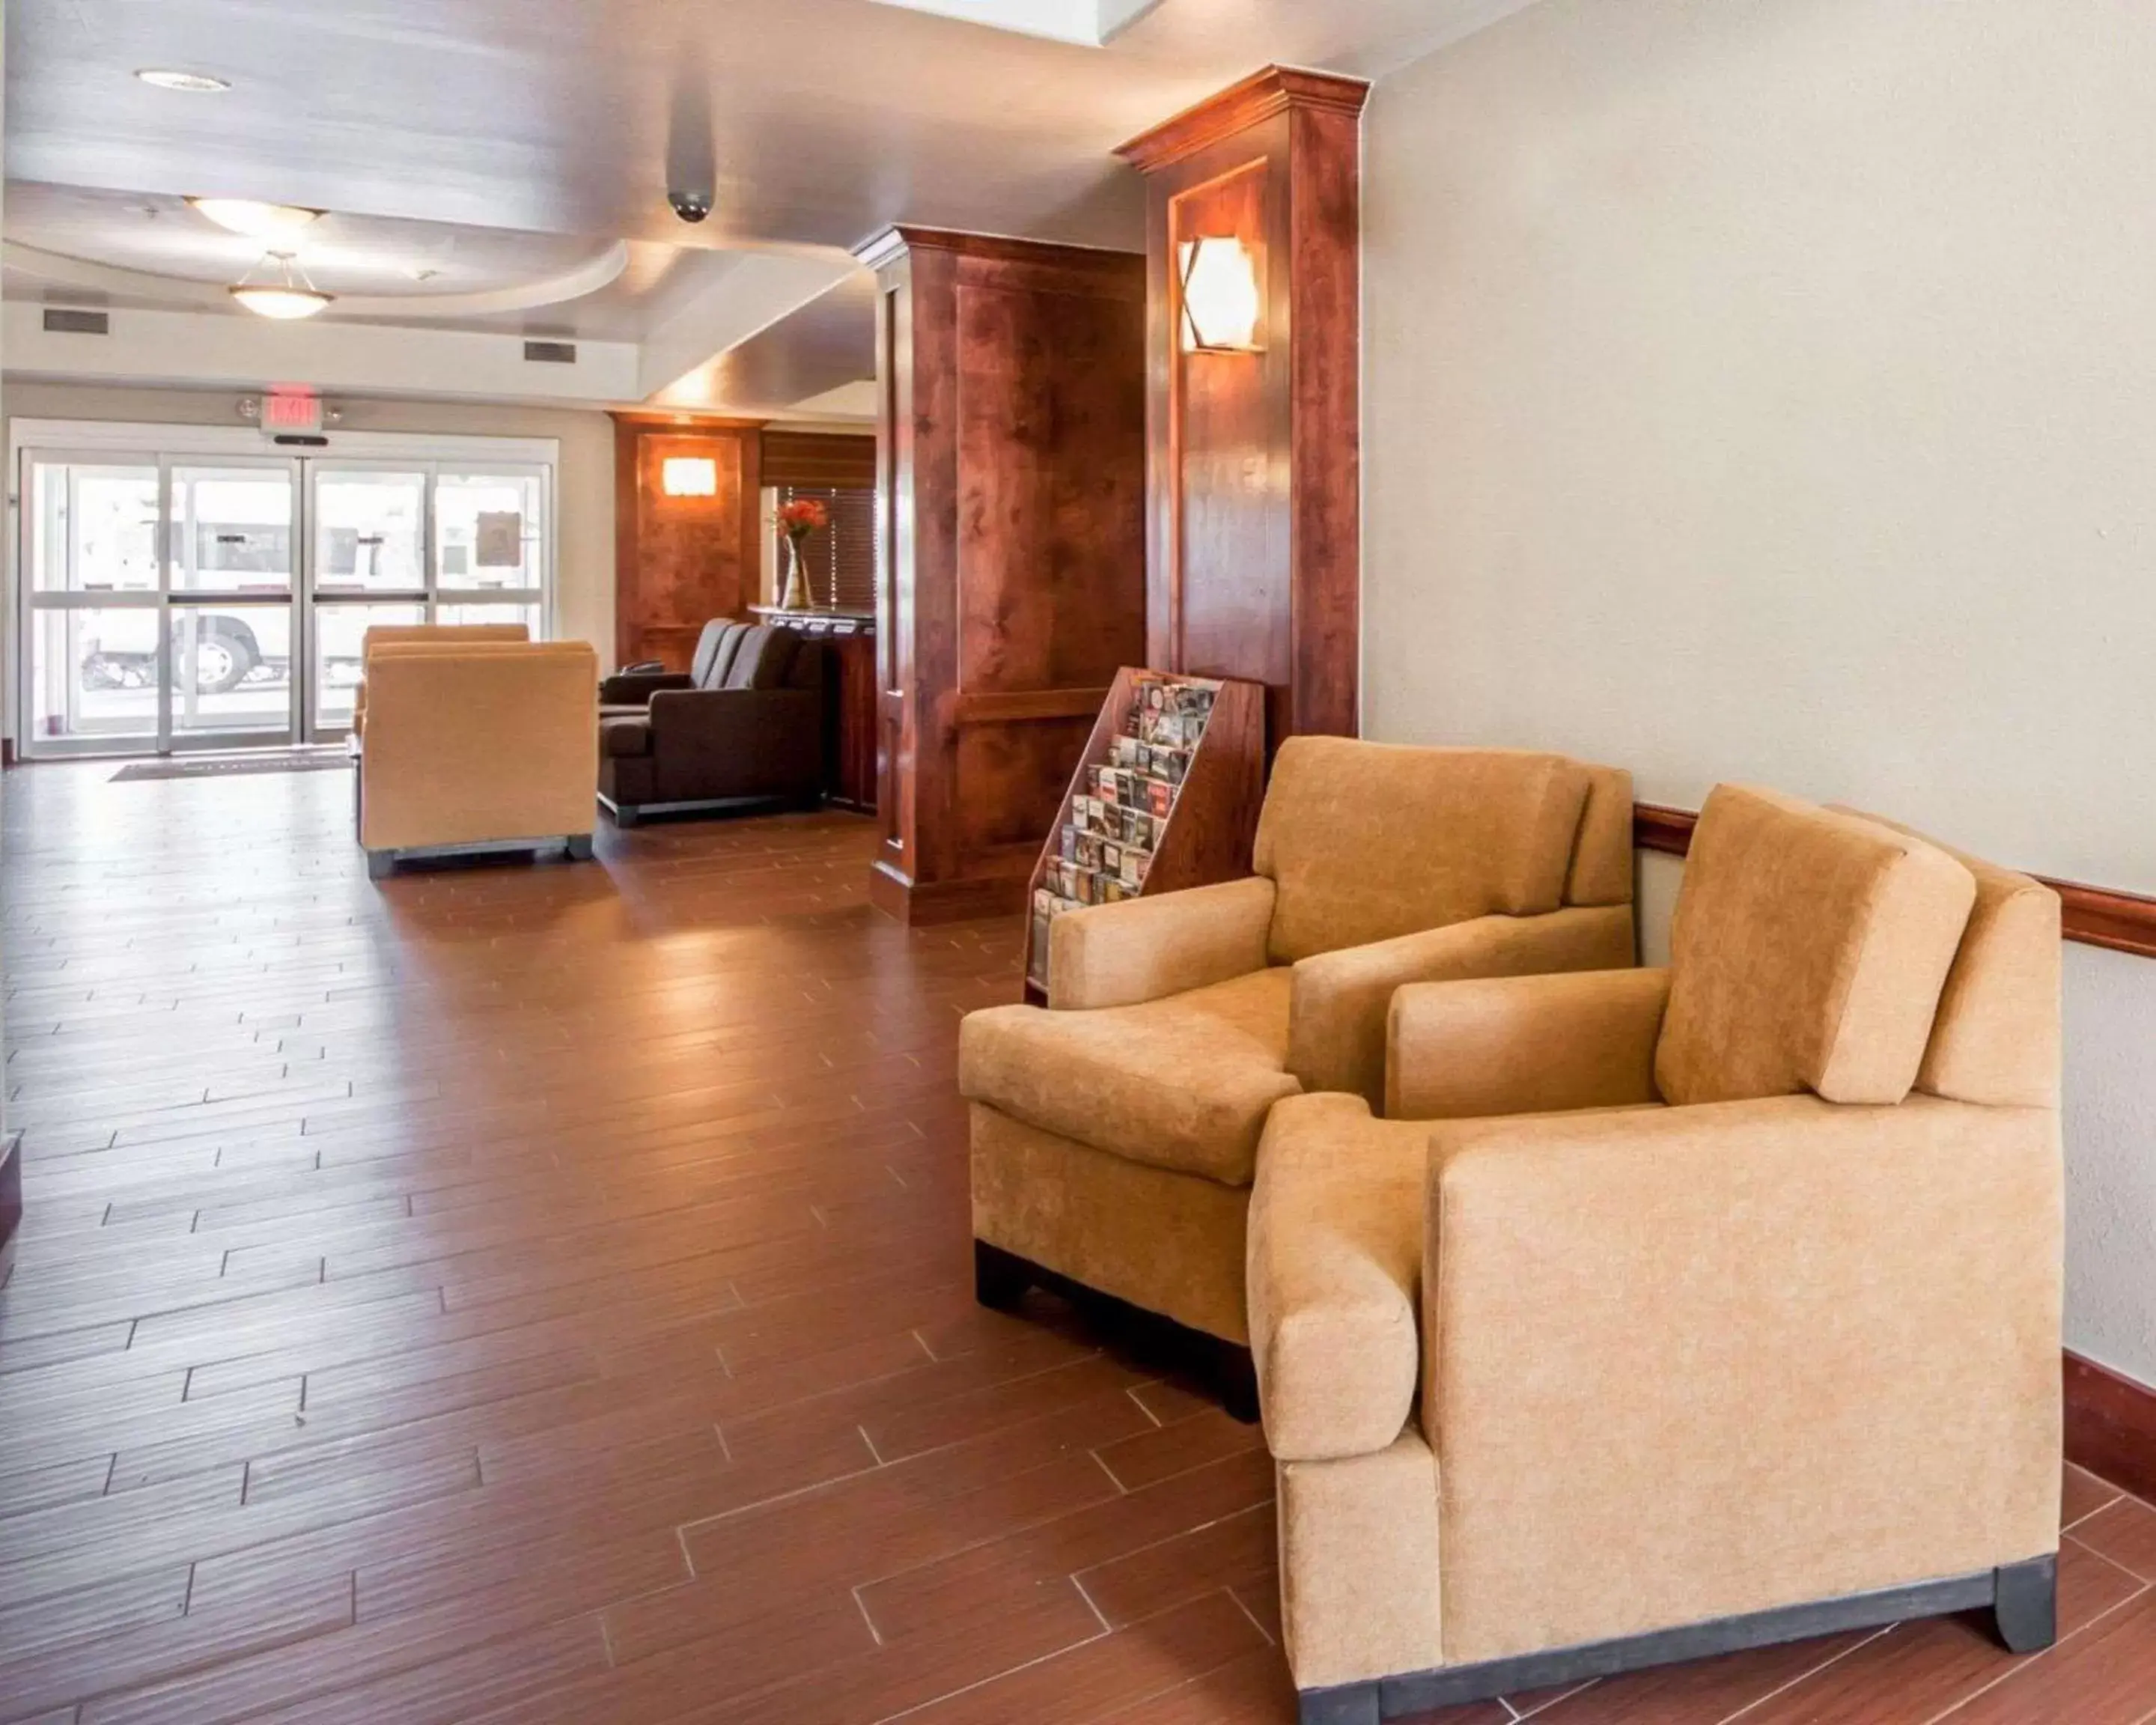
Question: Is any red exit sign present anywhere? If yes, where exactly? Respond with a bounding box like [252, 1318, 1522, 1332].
[262, 389, 322, 434]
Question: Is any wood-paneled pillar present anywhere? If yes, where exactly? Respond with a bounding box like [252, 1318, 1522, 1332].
[856, 226, 1147, 925]
[1118, 66, 1368, 746]
[609, 413, 764, 672]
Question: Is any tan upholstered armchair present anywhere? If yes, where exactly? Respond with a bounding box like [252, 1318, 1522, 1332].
[358, 641, 599, 877]
[1246, 785, 2063, 1724]
[958, 738, 1636, 1412]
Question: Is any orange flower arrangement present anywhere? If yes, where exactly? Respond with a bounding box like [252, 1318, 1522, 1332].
[776, 497, 829, 544]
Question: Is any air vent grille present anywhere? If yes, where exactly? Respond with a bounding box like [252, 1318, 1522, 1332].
[43, 308, 110, 335]
[523, 340, 578, 365]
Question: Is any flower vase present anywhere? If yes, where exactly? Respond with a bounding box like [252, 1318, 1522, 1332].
[780, 537, 811, 610]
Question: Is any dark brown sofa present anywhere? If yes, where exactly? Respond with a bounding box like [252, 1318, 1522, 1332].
[597, 621, 824, 826]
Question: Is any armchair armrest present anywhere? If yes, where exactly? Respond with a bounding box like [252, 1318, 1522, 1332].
[1247, 1094, 1425, 1462]
[1047, 876, 1276, 1011]
[1387, 966, 1669, 1121]
[599, 669, 695, 705]
[1422, 1094, 2062, 1664]
[1287, 903, 1636, 1107]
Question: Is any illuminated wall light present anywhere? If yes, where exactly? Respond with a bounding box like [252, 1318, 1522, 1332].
[1178, 236, 1264, 354]
[662, 457, 719, 498]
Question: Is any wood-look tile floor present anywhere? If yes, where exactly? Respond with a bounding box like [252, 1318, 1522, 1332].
[1, 760, 2152, 1725]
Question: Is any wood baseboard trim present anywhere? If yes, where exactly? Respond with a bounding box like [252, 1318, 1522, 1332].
[1632, 802, 2156, 960]
[867, 862, 1029, 927]
[2065, 1351, 2156, 1505]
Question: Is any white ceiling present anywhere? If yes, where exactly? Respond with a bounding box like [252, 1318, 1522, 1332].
[0, 0, 1540, 415]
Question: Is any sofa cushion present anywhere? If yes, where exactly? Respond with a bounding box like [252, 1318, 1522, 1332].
[599, 716, 653, 758]
[1253, 740, 1594, 964]
[959, 967, 1300, 1187]
[1248, 1093, 1426, 1461]
[691, 621, 746, 689]
[1656, 785, 1978, 1107]
[724, 626, 800, 690]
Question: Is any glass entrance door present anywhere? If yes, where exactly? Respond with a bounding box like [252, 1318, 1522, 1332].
[22, 454, 299, 754]
[165, 463, 300, 746]
[19, 442, 555, 758]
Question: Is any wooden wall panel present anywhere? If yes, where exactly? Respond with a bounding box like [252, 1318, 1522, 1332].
[609, 414, 764, 672]
[1121, 67, 1368, 750]
[859, 226, 1147, 924]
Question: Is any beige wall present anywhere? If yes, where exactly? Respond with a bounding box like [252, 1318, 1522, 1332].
[2, 381, 616, 675]
[1365, 0, 2156, 1384]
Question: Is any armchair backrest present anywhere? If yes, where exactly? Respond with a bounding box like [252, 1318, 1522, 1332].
[1831, 808, 2062, 1109]
[359, 642, 597, 851]
[362, 621, 529, 663]
[1655, 785, 1987, 1108]
[1250, 739, 1627, 964]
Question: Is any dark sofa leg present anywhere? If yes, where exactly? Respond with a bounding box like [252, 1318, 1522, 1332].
[1213, 1338, 1261, 1426]
[365, 850, 395, 880]
[565, 833, 595, 860]
[1994, 1554, 2058, 1653]
[974, 1240, 1033, 1312]
[1299, 1682, 1380, 1725]
[612, 805, 640, 828]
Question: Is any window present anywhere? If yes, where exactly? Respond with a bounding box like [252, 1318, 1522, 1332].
[772, 485, 877, 613]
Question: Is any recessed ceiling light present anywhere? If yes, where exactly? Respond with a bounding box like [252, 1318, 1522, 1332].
[187, 198, 324, 239]
[135, 68, 232, 93]
[230, 251, 333, 320]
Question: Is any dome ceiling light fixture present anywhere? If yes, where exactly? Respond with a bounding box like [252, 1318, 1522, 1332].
[134, 68, 232, 93]
[230, 250, 334, 320]
[187, 198, 324, 240]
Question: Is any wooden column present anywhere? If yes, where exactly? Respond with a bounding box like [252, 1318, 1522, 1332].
[857, 226, 1147, 925]
[1118, 66, 1368, 746]
[609, 413, 764, 672]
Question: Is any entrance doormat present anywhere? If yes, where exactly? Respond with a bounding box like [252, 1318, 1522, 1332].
[111, 751, 354, 782]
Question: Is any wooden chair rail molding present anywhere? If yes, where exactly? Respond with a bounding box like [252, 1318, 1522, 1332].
[1633, 802, 2156, 959]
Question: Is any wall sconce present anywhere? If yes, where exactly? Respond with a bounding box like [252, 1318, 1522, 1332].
[1178, 236, 1264, 354]
[661, 457, 718, 497]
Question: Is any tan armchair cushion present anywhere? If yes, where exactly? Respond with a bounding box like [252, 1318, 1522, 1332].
[1387, 967, 1669, 1122]
[1830, 808, 2062, 1109]
[1253, 740, 1593, 963]
[1567, 764, 1638, 908]
[1287, 904, 1636, 1107]
[959, 968, 1300, 1186]
[1047, 877, 1276, 1011]
[1247, 1094, 1426, 1462]
[1655, 785, 1977, 1107]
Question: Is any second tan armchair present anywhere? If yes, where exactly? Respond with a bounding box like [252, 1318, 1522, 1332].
[958, 738, 1636, 1410]
[358, 640, 598, 877]
[1248, 785, 2062, 1723]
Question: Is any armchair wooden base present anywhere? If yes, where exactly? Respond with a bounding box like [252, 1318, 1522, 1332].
[1296, 1556, 2059, 1725]
[971, 1239, 1259, 1423]
[365, 833, 594, 879]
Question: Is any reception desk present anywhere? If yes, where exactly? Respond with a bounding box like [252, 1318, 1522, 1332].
[751, 606, 877, 812]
